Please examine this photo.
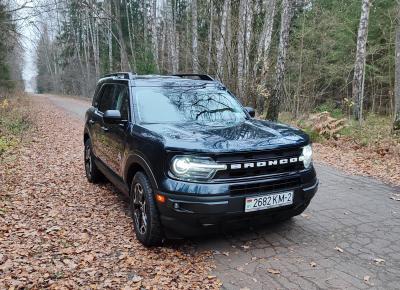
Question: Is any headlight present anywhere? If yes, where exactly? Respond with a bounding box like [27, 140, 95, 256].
[170, 156, 227, 181]
[300, 144, 313, 169]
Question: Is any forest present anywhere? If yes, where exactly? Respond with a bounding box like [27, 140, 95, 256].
[1, 0, 400, 129]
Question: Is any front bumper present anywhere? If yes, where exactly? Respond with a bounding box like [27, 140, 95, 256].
[155, 169, 318, 238]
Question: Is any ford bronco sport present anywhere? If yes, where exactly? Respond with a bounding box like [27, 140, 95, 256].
[83, 72, 318, 246]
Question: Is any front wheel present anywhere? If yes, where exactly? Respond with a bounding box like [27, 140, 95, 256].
[84, 139, 103, 183]
[130, 172, 163, 247]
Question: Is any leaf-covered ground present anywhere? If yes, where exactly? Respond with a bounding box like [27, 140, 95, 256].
[314, 138, 400, 187]
[0, 97, 219, 289]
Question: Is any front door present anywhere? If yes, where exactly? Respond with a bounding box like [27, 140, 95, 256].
[91, 84, 114, 163]
[103, 84, 130, 176]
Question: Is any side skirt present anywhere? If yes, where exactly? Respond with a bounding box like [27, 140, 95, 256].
[94, 158, 130, 196]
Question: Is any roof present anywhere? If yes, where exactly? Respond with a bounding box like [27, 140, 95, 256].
[98, 73, 224, 87]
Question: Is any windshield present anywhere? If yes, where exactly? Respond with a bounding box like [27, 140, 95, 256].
[135, 85, 247, 124]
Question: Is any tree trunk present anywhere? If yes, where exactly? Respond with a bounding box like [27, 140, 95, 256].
[207, 0, 214, 73]
[352, 0, 371, 122]
[394, 1, 400, 132]
[150, 0, 159, 72]
[237, 0, 246, 99]
[191, 0, 199, 73]
[216, 0, 230, 80]
[266, 0, 293, 121]
[166, 0, 178, 73]
[244, 0, 254, 93]
[114, 0, 130, 71]
[253, 0, 276, 77]
[108, 0, 113, 72]
[125, 0, 136, 70]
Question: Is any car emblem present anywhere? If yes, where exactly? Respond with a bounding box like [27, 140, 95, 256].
[229, 157, 303, 170]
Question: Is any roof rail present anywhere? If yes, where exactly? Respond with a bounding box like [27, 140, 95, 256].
[102, 72, 136, 80]
[173, 74, 214, 81]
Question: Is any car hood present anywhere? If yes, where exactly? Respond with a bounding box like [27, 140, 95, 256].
[141, 119, 309, 153]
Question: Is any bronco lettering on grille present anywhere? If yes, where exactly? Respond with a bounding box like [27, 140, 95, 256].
[229, 157, 303, 170]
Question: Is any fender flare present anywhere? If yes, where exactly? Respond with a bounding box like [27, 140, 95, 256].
[124, 153, 158, 190]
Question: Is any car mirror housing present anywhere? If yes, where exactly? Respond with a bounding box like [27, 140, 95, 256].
[103, 110, 123, 124]
[244, 107, 256, 118]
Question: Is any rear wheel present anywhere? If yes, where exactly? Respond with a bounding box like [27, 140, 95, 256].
[84, 139, 103, 183]
[130, 172, 163, 246]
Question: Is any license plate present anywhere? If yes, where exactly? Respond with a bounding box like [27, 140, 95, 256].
[245, 191, 293, 212]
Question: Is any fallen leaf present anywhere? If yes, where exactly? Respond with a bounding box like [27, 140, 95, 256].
[45, 226, 61, 233]
[363, 275, 373, 285]
[335, 246, 344, 253]
[373, 258, 385, 264]
[130, 275, 142, 283]
[267, 268, 281, 275]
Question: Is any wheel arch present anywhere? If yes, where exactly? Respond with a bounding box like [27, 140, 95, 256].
[124, 154, 158, 194]
[83, 127, 91, 144]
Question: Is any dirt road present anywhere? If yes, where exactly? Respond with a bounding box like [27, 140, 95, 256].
[1, 94, 400, 289]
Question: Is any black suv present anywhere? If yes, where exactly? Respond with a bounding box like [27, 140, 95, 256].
[84, 72, 318, 246]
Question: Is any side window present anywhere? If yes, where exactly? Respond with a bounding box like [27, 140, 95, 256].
[97, 84, 130, 120]
[115, 87, 129, 120]
[98, 85, 114, 112]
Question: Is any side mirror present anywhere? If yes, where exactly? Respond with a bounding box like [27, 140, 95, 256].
[103, 110, 122, 124]
[244, 107, 256, 118]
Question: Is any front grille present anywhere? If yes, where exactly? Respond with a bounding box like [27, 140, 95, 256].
[229, 177, 300, 196]
[213, 147, 304, 180]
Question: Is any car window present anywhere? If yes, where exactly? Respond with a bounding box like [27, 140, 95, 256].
[98, 85, 114, 112]
[135, 86, 247, 125]
[97, 84, 129, 120]
[116, 87, 129, 120]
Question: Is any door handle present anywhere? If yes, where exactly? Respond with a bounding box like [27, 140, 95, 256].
[88, 120, 95, 125]
[101, 126, 109, 132]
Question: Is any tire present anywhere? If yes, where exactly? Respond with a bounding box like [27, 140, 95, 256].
[130, 172, 163, 247]
[84, 139, 103, 183]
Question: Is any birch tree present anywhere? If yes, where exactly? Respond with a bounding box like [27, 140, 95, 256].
[394, 0, 400, 132]
[150, 0, 159, 71]
[237, 0, 247, 99]
[253, 0, 276, 77]
[216, 0, 230, 79]
[191, 0, 199, 73]
[114, 0, 130, 71]
[266, 0, 293, 121]
[107, 0, 113, 72]
[166, 0, 178, 73]
[206, 0, 213, 73]
[352, 0, 371, 122]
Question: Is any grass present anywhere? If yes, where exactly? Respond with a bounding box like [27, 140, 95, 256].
[339, 114, 395, 146]
[279, 102, 398, 145]
[0, 92, 31, 159]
